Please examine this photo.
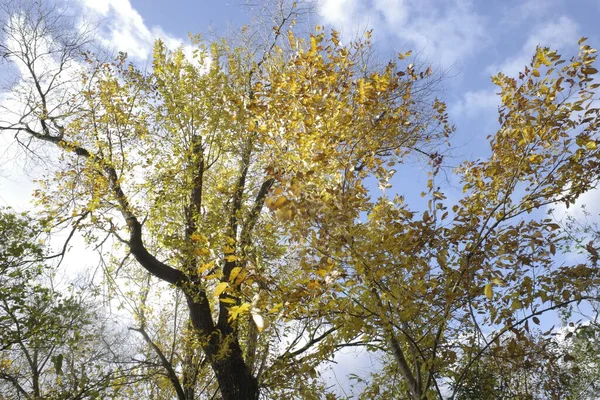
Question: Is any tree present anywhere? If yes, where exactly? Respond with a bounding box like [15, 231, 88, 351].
[1, 1, 600, 399]
[123, 275, 219, 399]
[565, 314, 600, 399]
[448, 305, 600, 400]
[0, 208, 129, 399]
[0, 2, 449, 398]
[322, 42, 600, 399]
[0, 208, 45, 353]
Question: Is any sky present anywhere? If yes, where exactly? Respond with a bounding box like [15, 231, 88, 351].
[0, 0, 599, 396]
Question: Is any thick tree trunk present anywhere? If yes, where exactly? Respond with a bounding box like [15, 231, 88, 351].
[211, 344, 259, 400]
[186, 294, 259, 400]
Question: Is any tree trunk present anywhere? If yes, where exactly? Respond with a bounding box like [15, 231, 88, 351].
[186, 294, 259, 400]
[211, 344, 259, 400]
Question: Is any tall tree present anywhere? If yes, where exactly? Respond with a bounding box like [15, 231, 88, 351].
[324, 42, 600, 399]
[0, 2, 449, 399]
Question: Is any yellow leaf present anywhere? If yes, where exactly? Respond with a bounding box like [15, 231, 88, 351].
[193, 248, 210, 256]
[287, 30, 295, 46]
[277, 208, 294, 221]
[228, 303, 251, 321]
[316, 269, 328, 277]
[331, 30, 340, 46]
[220, 297, 237, 304]
[491, 277, 507, 287]
[204, 272, 223, 280]
[198, 261, 214, 274]
[398, 50, 411, 60]
[268, 303, 283, 314]
[484, 283, 493, 300]
[532, 69, 540, 77]
[229, 266, 242, 282]
[586, 140, 598, 150]
[214, 282, 229, 297]
[273, 196, 288, 209]
[234, 269, 248, 285]
[191, 233, 207, 242]
[225, 255, 238, 262]
[582, 67, 598, 75]
[310, 35, 317, 51]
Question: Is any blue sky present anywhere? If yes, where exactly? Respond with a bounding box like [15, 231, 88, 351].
[1, 0, 598, 275]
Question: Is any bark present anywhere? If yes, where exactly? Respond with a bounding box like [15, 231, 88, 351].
[187, 294, 259, 400]
[211, 345, 259, 400]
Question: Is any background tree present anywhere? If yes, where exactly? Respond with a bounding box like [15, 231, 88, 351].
[0, 208, 130, 399]
[450, 312, 600, 400]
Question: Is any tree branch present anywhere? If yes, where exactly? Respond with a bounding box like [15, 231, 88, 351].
[129, 326, 186, 400]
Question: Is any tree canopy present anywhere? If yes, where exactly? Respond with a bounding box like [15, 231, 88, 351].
[1, 1, 599, 399]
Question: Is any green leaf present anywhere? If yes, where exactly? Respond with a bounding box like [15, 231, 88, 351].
[52, 354, 64, 375]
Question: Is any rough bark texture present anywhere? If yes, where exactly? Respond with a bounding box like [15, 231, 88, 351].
[211, 345, 259, 400]
[186, 294, 259, 400]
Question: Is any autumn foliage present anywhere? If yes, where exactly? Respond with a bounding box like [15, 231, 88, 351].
[1, 2, 600, 399]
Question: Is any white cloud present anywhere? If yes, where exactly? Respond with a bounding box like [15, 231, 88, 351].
[0, 135, 38, 210]
[0, 0, 208, 218]
[77, 0, 110, 15]
[319, 0, 488, 68]
[451, 88, 499, 119]
[373, 0, 408, 26]
[319, 0, 363, 29]
[72, 0, 187, 61]
[524, 16, 580, 53]
[499, 0, 564, 27]
[553, 187, 600, 222]
[486, 16, 580, 77]
[320, 347, 381, 397]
